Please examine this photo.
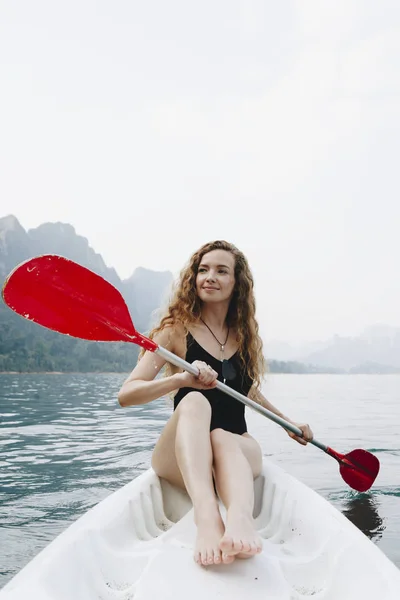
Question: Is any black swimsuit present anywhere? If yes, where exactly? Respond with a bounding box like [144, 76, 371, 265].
[173, 333, 254, 435]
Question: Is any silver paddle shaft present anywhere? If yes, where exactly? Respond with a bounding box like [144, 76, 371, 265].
[156, 346, 327, 452]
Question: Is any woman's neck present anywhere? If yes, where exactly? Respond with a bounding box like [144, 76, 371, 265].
[199, 304, 229, 330]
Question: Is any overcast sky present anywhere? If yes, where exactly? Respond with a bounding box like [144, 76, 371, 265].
[1, 1, 399, 343]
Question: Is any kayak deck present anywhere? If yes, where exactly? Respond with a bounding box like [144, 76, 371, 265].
[1, 459, 399, 599]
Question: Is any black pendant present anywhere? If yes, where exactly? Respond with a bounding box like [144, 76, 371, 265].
[222, 359, 237, 382]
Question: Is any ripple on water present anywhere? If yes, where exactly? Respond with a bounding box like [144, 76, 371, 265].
[1, 373, 399, 589]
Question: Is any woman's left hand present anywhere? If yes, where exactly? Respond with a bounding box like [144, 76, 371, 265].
[286, 422, 313, 446]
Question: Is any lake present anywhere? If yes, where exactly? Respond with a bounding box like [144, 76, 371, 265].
[0, 373, 399, 588]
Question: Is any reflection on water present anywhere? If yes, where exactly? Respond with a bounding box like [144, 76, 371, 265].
[342, 494, 386, 542]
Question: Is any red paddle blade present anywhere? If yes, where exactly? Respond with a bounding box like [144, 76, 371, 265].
[2, 255, 157, 352]
[327, 447, 380, 492]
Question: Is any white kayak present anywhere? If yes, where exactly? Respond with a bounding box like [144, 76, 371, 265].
[1, 458, 399, 600]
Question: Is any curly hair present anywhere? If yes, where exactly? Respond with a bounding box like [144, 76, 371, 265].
[145, 240, 266, 387]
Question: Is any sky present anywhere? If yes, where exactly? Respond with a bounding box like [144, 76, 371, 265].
[1, 0, 399, 344]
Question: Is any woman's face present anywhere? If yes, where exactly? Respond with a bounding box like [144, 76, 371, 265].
[196, 249, 236, 304]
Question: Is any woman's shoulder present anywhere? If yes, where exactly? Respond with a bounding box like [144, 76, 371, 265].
[153, 320, 188, 354]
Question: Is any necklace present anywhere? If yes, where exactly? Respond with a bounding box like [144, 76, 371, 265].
[199, 317, 237, 383]
[200, 317, 230, 361]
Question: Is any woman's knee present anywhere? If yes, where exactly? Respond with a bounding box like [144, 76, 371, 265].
[210, 428, 235, 454]
[176, 392, 211, 421]
[211, 429, 262, 477]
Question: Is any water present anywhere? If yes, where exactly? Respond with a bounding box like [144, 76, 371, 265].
[0, 373, 399, 588]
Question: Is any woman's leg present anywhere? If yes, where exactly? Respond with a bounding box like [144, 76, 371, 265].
[151, 392, 232, 566]
[210, 429, 263, 558]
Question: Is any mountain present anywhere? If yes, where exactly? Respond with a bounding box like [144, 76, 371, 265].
[0, 215, 173, 372]
[266, 325, 400, 373]
[265, 339, 328, 362]
[123, 267, 173, 334]
[302, 326, 400, 372]
[2, 215, 398, 374]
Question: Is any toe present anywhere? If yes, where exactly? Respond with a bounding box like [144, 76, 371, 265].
[219, 535, 233, 552]
[222, 552, 235, 564]
[244, 542, 257, 555]
[213, 549, 222, 565]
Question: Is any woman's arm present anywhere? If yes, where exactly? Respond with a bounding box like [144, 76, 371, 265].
[248, 386, 313, 445]
[117, 324, 218, 407]
[117, 325, 181, 406]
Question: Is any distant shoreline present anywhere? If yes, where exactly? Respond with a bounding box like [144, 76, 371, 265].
[0, 371, 129, 375]
[1, 371, 399, 376]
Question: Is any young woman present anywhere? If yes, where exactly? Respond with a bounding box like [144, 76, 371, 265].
[118, 241, 313, 567]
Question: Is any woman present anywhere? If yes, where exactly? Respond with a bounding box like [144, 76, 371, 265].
[118, 240, 313, 567]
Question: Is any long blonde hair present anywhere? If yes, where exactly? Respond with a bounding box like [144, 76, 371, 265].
[144, 241, 266, 386]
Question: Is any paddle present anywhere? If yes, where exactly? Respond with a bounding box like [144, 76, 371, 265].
[2, 254, 380, 492]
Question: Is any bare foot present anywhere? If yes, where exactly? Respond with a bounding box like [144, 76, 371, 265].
[194, 510, 234, 566]
[219, 510, 262, 559]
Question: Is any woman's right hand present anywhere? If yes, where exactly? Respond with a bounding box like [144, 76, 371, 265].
[177, 361, 218, 390]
